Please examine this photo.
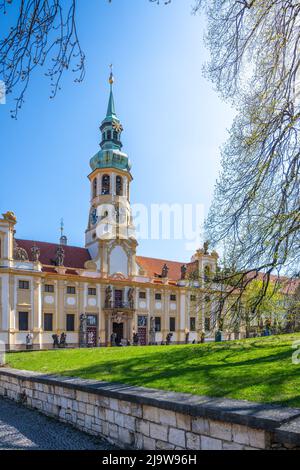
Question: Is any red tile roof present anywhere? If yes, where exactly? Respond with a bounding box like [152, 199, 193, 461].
[136, 256, 197, 281]
[15, 239, 196, 281]
[16, 239, 91, 269]
[13, 239, 300, 292]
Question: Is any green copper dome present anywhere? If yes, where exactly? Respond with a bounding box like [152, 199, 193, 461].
[90, 149, 131, 172]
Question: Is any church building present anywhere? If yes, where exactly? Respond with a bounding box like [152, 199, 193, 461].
[0, 72, 220, 350]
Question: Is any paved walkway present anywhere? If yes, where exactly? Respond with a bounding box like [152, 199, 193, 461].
[0, 397, 116, 450]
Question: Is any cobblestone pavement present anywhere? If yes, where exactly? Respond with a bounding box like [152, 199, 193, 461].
[0, 397, 117, 450]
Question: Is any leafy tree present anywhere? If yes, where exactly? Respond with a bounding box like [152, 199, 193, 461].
[285, 283, 300, 332]
[192, 1, 300, 291]
[240, 279, 285, 336]
[152, 0, 300, 321]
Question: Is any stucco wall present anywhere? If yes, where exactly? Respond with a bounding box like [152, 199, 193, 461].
[0, 368, 299, 450]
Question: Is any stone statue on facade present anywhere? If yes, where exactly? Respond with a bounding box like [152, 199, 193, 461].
[105, 285, 112, 308]
[55, 245, 65, 266]
[127, 288, 135, 309]
[31, 244, 40, 262]
[2, 211, 17, 223]
[79, 313, 87, 348]
[161, 263, 169, 278]
[181, 264, 187, 280]
[13, 241, 29, 261]
[149, 316, 156, 345]
[203, 241, 210, 255]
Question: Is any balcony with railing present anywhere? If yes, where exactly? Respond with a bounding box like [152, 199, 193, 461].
[104, 301, 135, 310]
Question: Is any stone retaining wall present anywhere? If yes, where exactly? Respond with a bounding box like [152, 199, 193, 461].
[0, 368, 300, 450]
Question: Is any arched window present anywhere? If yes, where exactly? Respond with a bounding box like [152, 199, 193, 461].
[116, 176, 123, 196]
[113, 131, 118, 140]
[107, 130, 112, 140]
[93, 178, 97, 198]
[102, 175, 110, 195]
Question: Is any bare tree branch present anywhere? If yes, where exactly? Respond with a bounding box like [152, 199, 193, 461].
[0, 0, 85, 118]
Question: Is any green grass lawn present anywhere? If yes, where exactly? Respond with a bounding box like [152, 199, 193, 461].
[6, 333, 300, 408]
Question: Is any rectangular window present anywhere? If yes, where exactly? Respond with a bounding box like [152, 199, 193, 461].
[66, 314, 75, 331]
[45, 284, 54, 293]
[155, 317, 161, 332]
[19, 312, 29, 331]
[19, 280, 29, 290]
[170, 294, 176, 302]
[87, 315, 97, 327]
[138, 316, 147, 327]
[190, 317, 196, 331]
[169, 317, 176, 332]
[44, 313, 53, 331]
[155, 293, 162, 300]
[67, 286, 76, 295]
[205, 317, 211, 331]
[139, 291, 146, 299]
[88, 287, 97, 296]
[190, 295, 196, 302]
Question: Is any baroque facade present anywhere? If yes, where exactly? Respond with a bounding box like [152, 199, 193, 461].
[0, 74, 221, 351]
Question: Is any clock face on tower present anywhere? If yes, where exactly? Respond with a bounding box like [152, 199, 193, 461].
[90, 208, 98, 226]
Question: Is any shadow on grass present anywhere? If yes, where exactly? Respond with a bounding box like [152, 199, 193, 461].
[7, 335, 300, 407]
[55, 342, 300, 408]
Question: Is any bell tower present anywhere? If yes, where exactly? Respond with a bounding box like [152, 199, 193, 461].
[85, 69, 137, 278]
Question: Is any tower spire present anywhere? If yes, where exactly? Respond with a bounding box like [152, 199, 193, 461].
[106, 64, 116, 119]
[90, 68, 130, 172]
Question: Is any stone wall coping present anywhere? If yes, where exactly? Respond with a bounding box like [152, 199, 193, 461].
[1, 367, 300, 442]
[274, 417, 300, 445]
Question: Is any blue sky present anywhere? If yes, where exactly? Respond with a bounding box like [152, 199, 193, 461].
[0, 0, 235, 262]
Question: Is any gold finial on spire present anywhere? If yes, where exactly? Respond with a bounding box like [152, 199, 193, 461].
[109, 64, 114, 86]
